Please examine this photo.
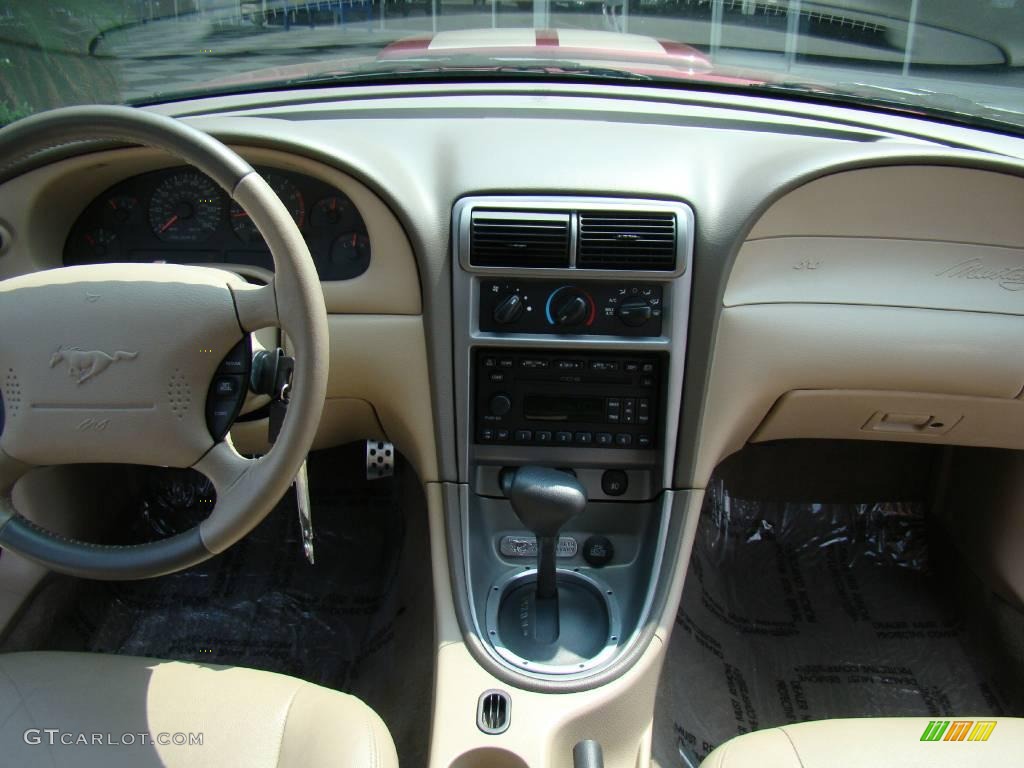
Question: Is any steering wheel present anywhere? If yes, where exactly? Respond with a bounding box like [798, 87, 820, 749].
[0, 106, 328, 579]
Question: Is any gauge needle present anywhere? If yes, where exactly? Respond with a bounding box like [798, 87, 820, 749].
[159, 214, 179, 233]
[232, 210, 250, 219]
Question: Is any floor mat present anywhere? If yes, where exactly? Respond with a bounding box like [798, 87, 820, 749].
[653, 477, 1024, 768]
[1, 444, 434, 766]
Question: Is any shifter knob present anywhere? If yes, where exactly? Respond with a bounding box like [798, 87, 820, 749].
[500, 466, 587, 537]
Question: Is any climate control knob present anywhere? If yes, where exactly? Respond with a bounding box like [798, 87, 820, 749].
[493, 293, 525, 325]
[617, 301, 653, 327]
[546, 287, 594, 328]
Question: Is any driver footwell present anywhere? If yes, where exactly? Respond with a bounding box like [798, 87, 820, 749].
[0, 443, 433, 767]
[653, 442, 1024, 768]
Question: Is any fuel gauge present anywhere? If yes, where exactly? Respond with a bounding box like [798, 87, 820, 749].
[104, 195, 138, 225]
[311, 196, 354, 228]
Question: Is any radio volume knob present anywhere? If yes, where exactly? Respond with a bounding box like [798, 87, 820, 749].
[493, 293, 525, 325]
[489, 394, 512, 416]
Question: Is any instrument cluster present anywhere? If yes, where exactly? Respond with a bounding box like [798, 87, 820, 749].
[63, 166, 371, 280]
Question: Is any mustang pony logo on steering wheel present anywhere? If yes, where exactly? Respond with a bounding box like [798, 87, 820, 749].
[49, 346, 138, 384]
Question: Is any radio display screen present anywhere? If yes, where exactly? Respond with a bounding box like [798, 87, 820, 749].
[523, 395, 605, 422]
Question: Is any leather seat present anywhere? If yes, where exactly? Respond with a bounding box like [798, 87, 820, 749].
[702, 717, 1024, 767]
[0, 652, 398, 768]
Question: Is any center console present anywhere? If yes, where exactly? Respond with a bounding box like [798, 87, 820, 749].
[450, 196, 693, 684]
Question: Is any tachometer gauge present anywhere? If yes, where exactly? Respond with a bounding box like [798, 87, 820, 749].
[310, 196, 354, 228]
[80, 228, 121, 262]
[230, 174, 305, 244]
[148, 172, 223, 242]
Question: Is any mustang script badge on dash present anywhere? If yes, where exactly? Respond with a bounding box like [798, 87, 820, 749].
[49, 346, 138, 385]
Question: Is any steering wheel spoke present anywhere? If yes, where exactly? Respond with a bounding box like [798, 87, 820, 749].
[194, 441, 256, 497]
[0, 448, 31, 498]
[232, 281, 279, 333]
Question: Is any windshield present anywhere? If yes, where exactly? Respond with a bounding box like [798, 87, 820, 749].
[2, 0, 1023, 132]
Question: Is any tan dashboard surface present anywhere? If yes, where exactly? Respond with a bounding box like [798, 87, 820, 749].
[697, 164, 1024, 487]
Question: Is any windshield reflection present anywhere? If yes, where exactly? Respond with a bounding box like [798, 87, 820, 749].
[0, 0, 1022, 129]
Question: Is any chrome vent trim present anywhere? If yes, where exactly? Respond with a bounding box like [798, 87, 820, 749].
[469, 210, 570, 268]
[577, 211, 677, 270]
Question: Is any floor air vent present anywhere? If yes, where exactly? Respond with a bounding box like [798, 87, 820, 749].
[477, 689, 511, 735]
[577, 211, 677, 270]
[470, 210, 570, 268]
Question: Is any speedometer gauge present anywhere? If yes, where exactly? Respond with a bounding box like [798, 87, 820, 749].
[148, 172, 223, 242]
[230, 173, 305, 244]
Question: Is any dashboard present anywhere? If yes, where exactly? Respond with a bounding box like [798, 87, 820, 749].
[62, 165, 371, 280]
[2, 80, 1024, 768]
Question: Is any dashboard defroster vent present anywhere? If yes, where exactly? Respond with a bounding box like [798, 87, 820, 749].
[470, 210, 570, 268]
[577, 212, 677, 270]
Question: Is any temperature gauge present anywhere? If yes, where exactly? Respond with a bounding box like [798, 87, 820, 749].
[78, 228, 121, 263]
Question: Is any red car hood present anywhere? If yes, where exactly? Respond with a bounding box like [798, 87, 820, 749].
[204, 28, 763, 89]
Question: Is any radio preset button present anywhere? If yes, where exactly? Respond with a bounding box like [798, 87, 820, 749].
[615, 433, 633, 447]
[638, 434, 653, 448]
[515, 430, 533, 442]
[496, 429, 511, 441]
[575, 432, 593, 445]
[596, 433, 613, 446]
[555, 431, 573, 444]
[489, 394, 512, 416]
[536, 430, 552, 443]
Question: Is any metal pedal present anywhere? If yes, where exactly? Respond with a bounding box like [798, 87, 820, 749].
[366, 440, 395, 479]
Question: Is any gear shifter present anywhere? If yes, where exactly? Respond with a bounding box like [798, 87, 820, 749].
[501, 466, 587, 643]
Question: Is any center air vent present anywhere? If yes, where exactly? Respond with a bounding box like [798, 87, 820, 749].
[477, 689, 510, 734]
[470, 210, 570, 268]
[577, 212, 677, 270]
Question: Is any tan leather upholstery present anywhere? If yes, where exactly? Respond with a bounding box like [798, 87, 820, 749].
[702, 718, 1024, 768]
[0, 652, 398, 768]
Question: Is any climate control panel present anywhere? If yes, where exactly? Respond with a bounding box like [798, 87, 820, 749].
[479, 279, 664, 337]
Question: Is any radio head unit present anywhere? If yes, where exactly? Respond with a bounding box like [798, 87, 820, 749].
[474, 348, 662, 451]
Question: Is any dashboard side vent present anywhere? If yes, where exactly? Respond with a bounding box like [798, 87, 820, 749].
[577, 211, 677, 270]
[470, 210, 570, 268]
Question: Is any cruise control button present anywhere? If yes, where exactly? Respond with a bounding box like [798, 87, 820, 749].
[213, 375, 242, 398]
[217, 339, 251, 374]
[615, 433, 633, 447]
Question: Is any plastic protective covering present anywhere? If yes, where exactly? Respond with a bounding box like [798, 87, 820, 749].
[5, 452, 414, 690]
[654, 478, 1019, 768]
